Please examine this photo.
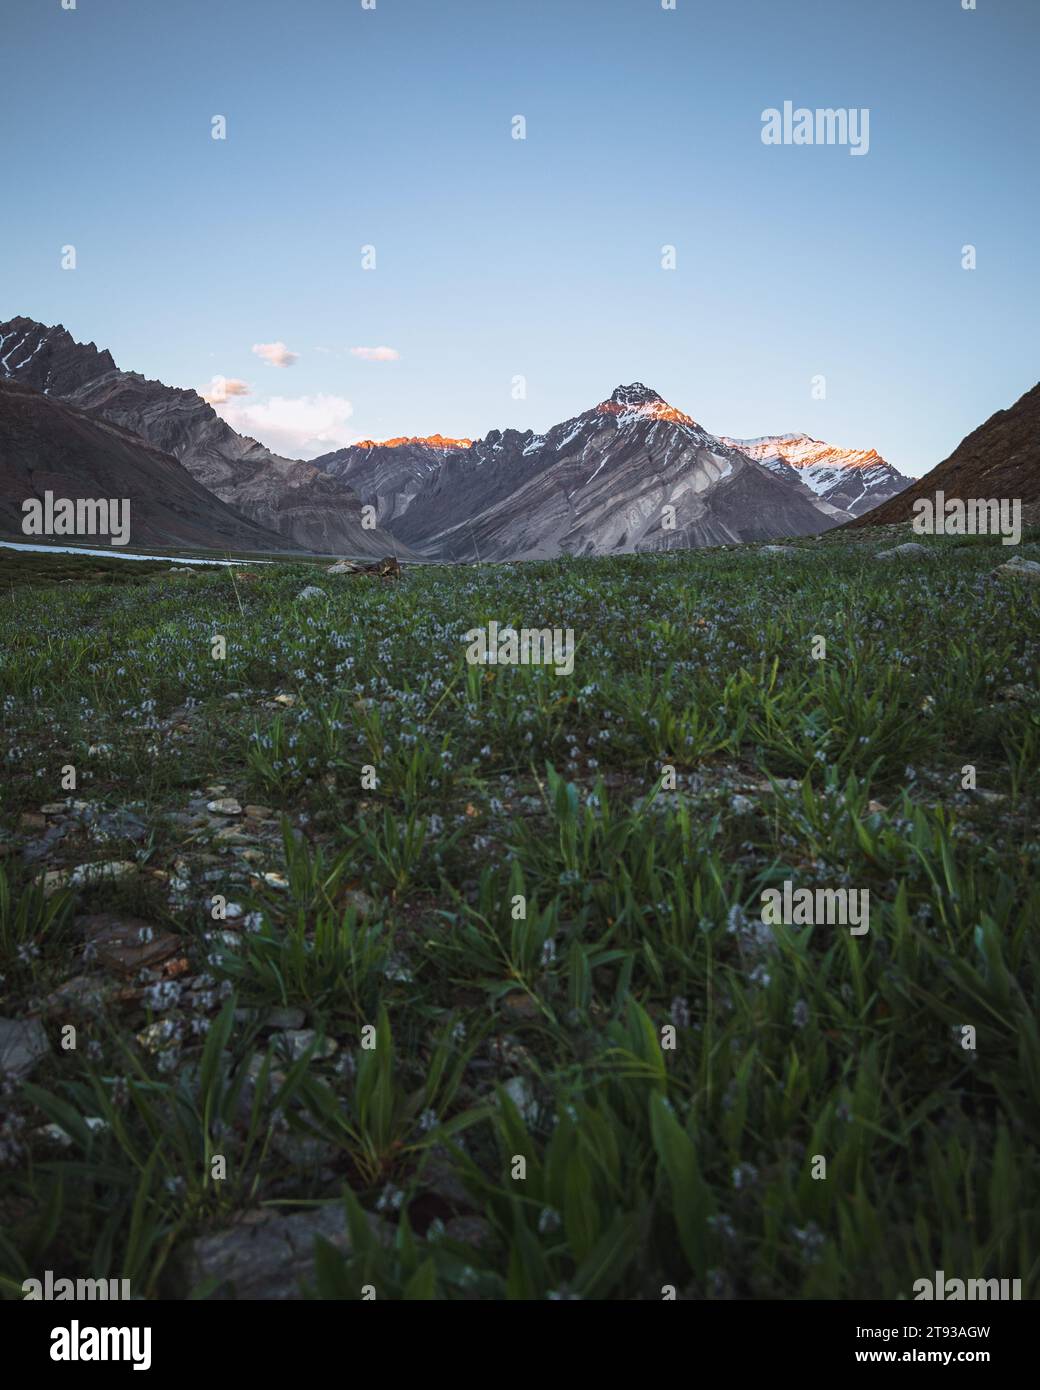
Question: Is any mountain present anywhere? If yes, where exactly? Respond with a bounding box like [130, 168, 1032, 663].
[312, 435, 470, 527]
[0, 379, 287, 552]
[846, 381, 1040, 529]
[0, 317, 116, 396]
[371, 384, 848, 561]
[0, 318, 404, 557]
[722, 433, 911, 517]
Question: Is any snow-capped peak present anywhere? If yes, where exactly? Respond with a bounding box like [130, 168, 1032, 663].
[724, 433, 889, 475]
[722, 432, 912, 516]
[597, 383, 699, 428]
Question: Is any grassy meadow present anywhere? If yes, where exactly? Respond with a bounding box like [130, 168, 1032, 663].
[0, 530, 1038, 1300]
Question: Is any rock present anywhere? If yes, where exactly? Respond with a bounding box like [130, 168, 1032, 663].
[342, 889, 375, 919]
[272, 695, 296, 707]
[207, 798, 243, 816]
[875, 543, 932, 560]
[422, 1151, 473, 1208]
[33, 1116, 108, 1148]
[40, 802, 69, 815]
[42, 975, 116, 1016]
[20, 812, 47, 830]
[22, 823, 67, 865]
[240, 1051, 289, 1112]
[274, 1029, 338, 1062]
[501, 993, 540, 1020]
[136, 1020, 180, 1054]
[757, 545, 798, 555]
[82, 915, 182, 976]
[179, 1204, 388, 1300]
[443, 1215, 494, 1248]
[264, 1007, 306, 1030]
[499, 1075, 540, 1125]
[0, 1016, 51, 1079]
[271, 1132, 340, 1167]
[213, 827, 254, 846]
[40, 860, 138, 897]
[296, 586, 326, 601]
[994, 557, 1040, 583]
[262, 871, 290, 892]
[71, 804, 149, 844]
[69, 860, 137, 888]
[244, 805, 273, 821]
[327, 556, 401, 578]
[996, 684, 1032, 703]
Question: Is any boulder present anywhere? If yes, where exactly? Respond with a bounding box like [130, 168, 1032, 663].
[0, 1016, 51, 1080]
[875, 543, 932, 560]
[179, 1204, 388, 1299]
[994, 556, 1040, 584]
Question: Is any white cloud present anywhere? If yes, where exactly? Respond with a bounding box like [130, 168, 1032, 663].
[214, 393, 356, 459]
[199, 376, 251, 404]
[252, 341, 299, 367]
[350, 345, 400, 362]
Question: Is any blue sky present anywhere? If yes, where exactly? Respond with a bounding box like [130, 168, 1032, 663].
[2, 0, 1037, 472]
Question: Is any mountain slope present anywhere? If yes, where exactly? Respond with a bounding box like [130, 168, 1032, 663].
[0, 379, 287, 551]
[311, 436, 468, 527]
[0, 318, 405, 557]
[723, 433, 911, 517]
[846, 381, 1040, 528]
[386, 384, 847, 560]
[0, 317, 116, 397]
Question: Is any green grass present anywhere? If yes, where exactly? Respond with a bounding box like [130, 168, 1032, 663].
[0, 539, 1037, 1299]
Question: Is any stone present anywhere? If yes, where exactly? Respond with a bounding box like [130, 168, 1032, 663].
[757, 545, 798, 555]
[274, 1029, 338, 1062]
[70, 860, 138, 889]
[0, 1016, 51, 1079]
[244, 806, 273, 820]
[264, 1007, 306, 1030]
[72, 804, 149, 844]
[499, 1075, 540, 1125]
[994, 557, 1040, 583]
[443, 1215, 494, 1248]
[42, 975, 116, 1016]
[179, 1204, 388, 1300]
[875, 542, 933, 560]
[207, 798, 243, 816]
[82, 915, 182, 976]
[40, 860, 138, 896]
[296, 586, 326, 600]
[342, 888, 375, 919]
